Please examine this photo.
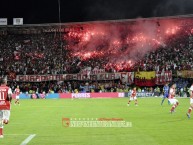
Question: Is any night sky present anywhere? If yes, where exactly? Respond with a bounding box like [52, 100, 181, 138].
[0, 0, 193, 24]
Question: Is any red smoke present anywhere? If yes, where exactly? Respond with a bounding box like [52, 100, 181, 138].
[63, 17, 193, 71]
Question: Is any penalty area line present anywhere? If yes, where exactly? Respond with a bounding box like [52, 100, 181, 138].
[20, 134, 36, 145]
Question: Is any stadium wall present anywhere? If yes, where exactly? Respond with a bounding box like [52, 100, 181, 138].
[12, 92, 125, 99]
[12, 92, 154, 99]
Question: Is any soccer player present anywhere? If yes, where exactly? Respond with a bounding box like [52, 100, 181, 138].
[127, 87, 138, 106]
[186, 84, 193, 118]
[161, 83, 170, 105]
[0, 77, 12, 138]
[168, 84, 179, 113]
[14, 85, 20, 105]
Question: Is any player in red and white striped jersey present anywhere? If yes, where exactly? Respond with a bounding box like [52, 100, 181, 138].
[0, 77, 12, 138]
[168, 84, 179, 113]
[127, 87, 138, 106]
[186, 84, 193, 118]
[14, 85, 20, 105]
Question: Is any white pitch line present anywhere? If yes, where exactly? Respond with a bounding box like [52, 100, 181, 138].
[20, 134, 36, 145]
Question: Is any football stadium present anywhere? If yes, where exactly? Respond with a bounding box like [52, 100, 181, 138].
[1, 0, 193, 145]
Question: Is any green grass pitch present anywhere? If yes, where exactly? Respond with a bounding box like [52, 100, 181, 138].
[0, 97, 193, 145]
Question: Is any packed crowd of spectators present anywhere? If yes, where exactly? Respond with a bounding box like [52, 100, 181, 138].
[135, 31, 193, 72]
[7, 78, 191, 98]
[0, 20, 193, 95]
[0, 27, 193, 76]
